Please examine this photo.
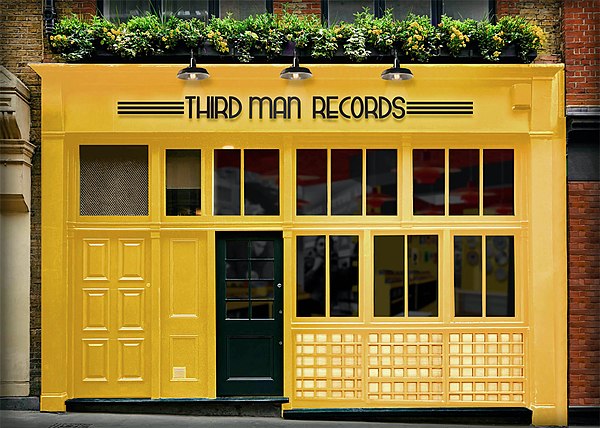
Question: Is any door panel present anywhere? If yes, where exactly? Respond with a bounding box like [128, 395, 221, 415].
[216, 233, 283, 396]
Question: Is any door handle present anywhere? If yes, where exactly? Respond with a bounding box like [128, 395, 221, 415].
[277, 283, 282, 289]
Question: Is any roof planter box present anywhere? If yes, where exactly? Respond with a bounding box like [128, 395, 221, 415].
[49, 12, 544, 64]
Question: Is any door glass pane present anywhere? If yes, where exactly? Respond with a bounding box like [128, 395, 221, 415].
[226, 261, 248, 279]
[163, 0, 209, 18]
[226, 281, 248, 299]
[296, 236, 326, 317]
[250, 240, 274, 258]
[443, 0, 491, 20]
[80, 145, 148, 216]
[330, 236, 359, 317]
[214, 149, 240, 215]
[103, 0, 154, 21]
[454, 236, 482, 316]
[374, 236, 404, 317]
[449, 149, 479, 215]
[413, 149, 445, 215]
[331, 149, 362, 215]
[408, 235, 438, 316]
[220, 0, 267, 19]
[226, 240, 248, 259]
[367, 150, 397, 215]
[250, 261, 274, 279]
[244, 149, 279, 216]
[226, 301, 249, 319]
[385, 0, 430, 19]
[251, 281, 274, 299]
[166, 149, 201, 216]
[251, 301, 274, 319]
[486, 236, 515, 317]
[328, 0, 373, 23]
[297, 149, 327, 215]
[483, 149, 514, 215]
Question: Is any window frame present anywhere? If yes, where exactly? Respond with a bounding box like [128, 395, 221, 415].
[322, 0, 495, 25]
[96, 0, 273, 20]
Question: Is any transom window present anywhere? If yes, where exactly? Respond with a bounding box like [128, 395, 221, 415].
[325, 0, 494, 25]
[98, 0, 272, 21]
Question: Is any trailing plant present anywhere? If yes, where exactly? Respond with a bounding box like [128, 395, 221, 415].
[49, 11, 545, 64]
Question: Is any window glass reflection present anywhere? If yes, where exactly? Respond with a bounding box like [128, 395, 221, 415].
[330, 236, 359, 317]
[220, 0, 267, 19]
[449, 149, 479, 215]
[408, 235, 438, 316]
[163, 0, 209, 18]
[443, 0, 491, 20]
[244, 149, 279, 216]
[296, 236, 326, 317]
[251, 301, 274, 319]
[486, 236, 515, 316]
[454, 236, 482, 316]
[413, 149, 445, 215]
[214, 149, 240, 215]
[226, 302, 249, 319]
[103, 0, 154, 21]
[483, 149, 514, 215]
[297, 149, 327, 215]
[367, 150, 397, 215]
[328, 0, 373, 23]
[166, 150, 201, 216]
[374, 236, 404, 317]
[331, 149, 362, 215]
[385, 0, 430, 19]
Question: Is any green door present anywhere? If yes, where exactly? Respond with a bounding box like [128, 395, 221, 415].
[216, 232, 283, 396]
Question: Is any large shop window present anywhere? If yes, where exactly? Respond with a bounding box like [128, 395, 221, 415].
[296, 235, 359, 317]
[80, 145, 148, 216]
[374, 235, 439, 317]
[413, 149, 514, 216]
[325, 0, 492, 25]
[166, 149, 201, 216]
[214, 149, 279, 216]
[454, 236, 515, 317]
[98, 0, 272, 21]
[296, 149, 397, 216]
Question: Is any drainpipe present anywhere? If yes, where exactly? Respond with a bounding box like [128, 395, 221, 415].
[43, 0, 56, 37]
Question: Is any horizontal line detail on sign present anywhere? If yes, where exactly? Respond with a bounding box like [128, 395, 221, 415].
[407, 101, 473, 105]
[407, 106, 473, 110]
[117, 101, 184, 105]
[117, 111, 185, 115]
[118, 106, 185, 110]
[407, 111, 473, 115]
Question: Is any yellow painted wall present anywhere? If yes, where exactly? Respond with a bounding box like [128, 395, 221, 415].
[32, 64, 566, 425]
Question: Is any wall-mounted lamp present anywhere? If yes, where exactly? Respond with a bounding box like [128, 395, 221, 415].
[381, 50, 413, 81]
[177, 49, 210, 80]
[280, 51, 312, 80]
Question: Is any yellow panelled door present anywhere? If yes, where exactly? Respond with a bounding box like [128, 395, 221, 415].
[73, 232, 152, 397]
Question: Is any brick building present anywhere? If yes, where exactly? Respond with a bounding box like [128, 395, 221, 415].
[0, 0, 598, 424]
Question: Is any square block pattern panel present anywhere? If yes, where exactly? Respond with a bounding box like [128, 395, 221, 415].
[75, 237, 150, 397]
[292, 329, 526, 406]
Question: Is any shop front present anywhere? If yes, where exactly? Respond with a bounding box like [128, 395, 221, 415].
[32, 63, 567, 425]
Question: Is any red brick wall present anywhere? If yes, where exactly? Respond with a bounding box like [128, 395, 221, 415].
[564, 0, 600, 106]
[496, 0, 563, 63]
[568, 182, 600, 406]
[273, 0, 321, 15]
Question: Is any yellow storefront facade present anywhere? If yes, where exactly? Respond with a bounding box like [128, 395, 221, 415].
[33, 63, 567, 425]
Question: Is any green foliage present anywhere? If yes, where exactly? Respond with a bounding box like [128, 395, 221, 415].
[50, 11, 545, 63]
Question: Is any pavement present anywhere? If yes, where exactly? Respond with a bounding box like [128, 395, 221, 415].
[2, 411, 597, 428]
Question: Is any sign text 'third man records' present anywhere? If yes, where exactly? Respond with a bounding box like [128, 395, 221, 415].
[116, 96, 474, 119]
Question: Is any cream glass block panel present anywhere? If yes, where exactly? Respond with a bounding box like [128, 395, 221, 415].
[294, 333, 363, 399]
[83, 239, 110, 280]
[118, 339, 144, 381]
[118, 239, 145, 280]
[82, 339, 109, 382]
[83, 289, 109, 331]
[448, 332, 525, 403]
[169, 240, 199, 317]
[170, 335, 199, 381]
[367, 332, 444, 402]
[118, 289, 145, 331]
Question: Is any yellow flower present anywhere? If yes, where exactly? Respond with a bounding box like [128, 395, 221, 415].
[162, 37, 167, 41]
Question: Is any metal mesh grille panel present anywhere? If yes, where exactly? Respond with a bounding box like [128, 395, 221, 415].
[80, 146, 148, 216]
